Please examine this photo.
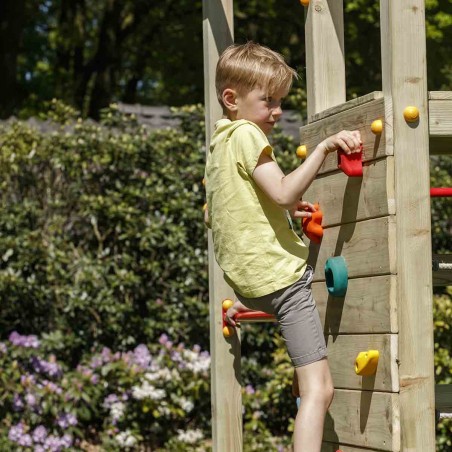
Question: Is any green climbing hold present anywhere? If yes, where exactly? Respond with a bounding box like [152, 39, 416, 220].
[325, 256, 348, 297]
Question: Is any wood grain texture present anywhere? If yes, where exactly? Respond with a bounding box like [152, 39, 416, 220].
[380, 1, 436, 450]
[305, 0, 345, 118]
[300, 98, 388, 175]
[436, 384, 452, 413]
[326, 334, 399, 392]
[324, 389, 400, 451]
[313, 275, 398, 334]
[429, 99, 452, 137]
[203, 2, 243, 451]
[303, 158, 391, 227]
[307, 216, 396, 281]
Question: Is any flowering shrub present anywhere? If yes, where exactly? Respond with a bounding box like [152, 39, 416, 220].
[0, 332, 210, 450]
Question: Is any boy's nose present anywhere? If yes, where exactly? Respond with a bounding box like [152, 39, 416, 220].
[272, 105, 283, 117]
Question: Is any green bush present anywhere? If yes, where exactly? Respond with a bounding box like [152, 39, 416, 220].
[0, 102, 209, 363]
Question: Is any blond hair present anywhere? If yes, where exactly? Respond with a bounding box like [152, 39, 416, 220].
[216, 42, 298, 107]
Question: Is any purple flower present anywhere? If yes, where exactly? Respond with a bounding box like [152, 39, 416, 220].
[32, 425, 48, 443]
[25, 392, 37, 408]
[132, 344, 152, 369]
[103, 393, 119, 408]
[89, 355, 103, 369]
[158, 333, 169, 345]
[17, 433, 32, 447]
[90, 374, 99, 384]
[21, 373, 36, 387]
[9, 331, 40, 348]
[245, 384, 255, 395]
[30, 356, 62, 378]
[12, 393, 24, 411]
[0, 342, 7, 353]
[56, 412, 78, 429]
[8, 423, 25, 442]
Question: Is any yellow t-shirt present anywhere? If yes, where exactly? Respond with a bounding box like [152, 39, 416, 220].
[205, 119, 308, 298]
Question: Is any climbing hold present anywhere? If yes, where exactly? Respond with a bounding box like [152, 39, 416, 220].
[296, 145, 307, 159]
[371, 119, 383, 134]
[222, 325, 235, 338]
[222, 299, 234, 311]
[302, 203, 323, 244]
[203, 203, 208, 212]
[337, 145, 363, 177]
[325, 256, 348, 297]
[403, 106, 419, 123]
[355, 350, 380, 376]
[202, 177, 206, 186]
[299, 0, 310, 6]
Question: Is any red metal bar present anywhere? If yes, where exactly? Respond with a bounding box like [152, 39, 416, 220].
[234, 311, 275, 323]
[430, 188, 452, 198]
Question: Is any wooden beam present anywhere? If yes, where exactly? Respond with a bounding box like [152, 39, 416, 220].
[324, 389, 400, 451]
[300, 98, 388, 175]
[432, 254, 452, 286]
[202, 2, 243, 451]
[313, 275, 398, 335]
[380, 2, 436, 450]
[305, 0, 345, 118]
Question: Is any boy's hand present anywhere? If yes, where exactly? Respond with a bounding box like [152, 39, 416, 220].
[289, 200, 317, 219]
[319, 130, 362, 155]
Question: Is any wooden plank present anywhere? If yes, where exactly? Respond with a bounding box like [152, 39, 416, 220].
[305, 0, 345, 118]
[324, 389, 400, 451]
[300, 98, 388, 175]
[303, 158, 391, 227]
[202, 2, 242, 452]
[380, 2, 436, 450]
[313, 275, 398, 334]
[307, 216, 396, 281]
[326, 334, 399, 392]
[429, 91, 452, 100]
[310, 91, 383, 123]
[429, 99, 452, 137]
[436, 384, 452, 413]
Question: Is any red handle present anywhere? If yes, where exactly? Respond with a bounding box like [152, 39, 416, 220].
[337, 145, 363, 177]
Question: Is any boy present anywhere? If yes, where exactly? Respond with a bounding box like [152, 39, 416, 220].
[204, 42, 361, 451]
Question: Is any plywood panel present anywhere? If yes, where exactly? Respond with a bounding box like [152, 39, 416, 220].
[304, 158, 391, 227]
[308, 216, 396, 281]
[326, 334, 399, 392]
[300, 98, 388, 175]
[324, 389, 400, 451]
[313, 275, 398, 334]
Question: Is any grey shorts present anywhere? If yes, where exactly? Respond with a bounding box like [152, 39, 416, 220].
[236, 266, 327, 368]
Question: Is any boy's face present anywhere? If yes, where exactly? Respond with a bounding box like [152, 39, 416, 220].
[234, 87, 287, 136]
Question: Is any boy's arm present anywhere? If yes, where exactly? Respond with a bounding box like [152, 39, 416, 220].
[253, 130, 361, 210]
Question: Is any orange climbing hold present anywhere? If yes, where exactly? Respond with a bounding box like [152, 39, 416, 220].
[302, 203, 323, 244]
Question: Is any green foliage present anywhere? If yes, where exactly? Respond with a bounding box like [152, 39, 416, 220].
[0, 104, 209, 362]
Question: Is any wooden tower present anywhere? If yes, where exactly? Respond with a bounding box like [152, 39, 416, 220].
[202, 1, 451, 450]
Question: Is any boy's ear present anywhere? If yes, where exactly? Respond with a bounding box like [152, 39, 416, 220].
[222, 88, 238, 112]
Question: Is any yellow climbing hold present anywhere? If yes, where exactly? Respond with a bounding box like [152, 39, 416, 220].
[371, 119, 383, 134]
[296, 145, 307, 159]
[300, 0, 310, 5]
[222, 299, 234, 311]
[355, 350, 380, 376]
[403, 106, 419, 123]
[223, 325, 235, 338]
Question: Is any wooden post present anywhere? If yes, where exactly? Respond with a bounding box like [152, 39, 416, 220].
[202, 2, 243, 451]
[305, 0, 345, 119]
[380, 1, 436, 450]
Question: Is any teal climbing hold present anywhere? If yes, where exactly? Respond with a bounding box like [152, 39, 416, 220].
[325, 256, 348, 297]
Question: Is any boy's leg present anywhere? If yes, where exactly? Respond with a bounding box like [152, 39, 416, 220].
[293, 358, 334, 452]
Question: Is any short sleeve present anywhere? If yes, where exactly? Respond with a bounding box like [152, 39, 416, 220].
[231, 123, 275, 176]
